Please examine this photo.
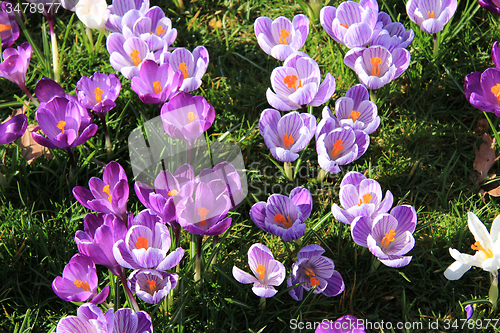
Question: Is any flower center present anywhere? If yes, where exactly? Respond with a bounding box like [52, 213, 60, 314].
[340, 23, 349, 29]
[102, 185, 112, 203]
[179, 62, 189, 79]
[331, 140, 344, 158]
[491, 84, 500, 105]
[74, 280, 91, 291]
[198, 207, 209, 226]
[187, 111, 197, 124]
[94, 87, 103, 103]
[57, 120, 66, 134]
[168, 189, 178, 196]
[358, 193, 372, 206]
[0, 24, 11, 32]
[146, 279, 157, 293]
[284, 75, 303, 91]
[428, 10, 435, 18]
[471, 241, 493, 259]
[130, 49, 141, 66]
[274, 213, 292, 229]
[310, 276, 320, 287]
[153, 81, 162, 95]
[304, 268, 320, 286]
[279, 29, 290, 45]
[370, 57, 383, 77]
[256, 264, 266, 280]
[348, 110, 361, 122]
[283, 133, 295, 148]
[136, 236, 149, 250]
[156, 26, 166, 35]
[381, 230, 396, 247]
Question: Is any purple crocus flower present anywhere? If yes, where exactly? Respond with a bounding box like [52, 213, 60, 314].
[479, 0, 500, 14]
[76, 71, 121, 117]
[160, 91, 215, 146]
[315, 315, 366, 333]
[331, 171, 393, 225]
[131, 59, 183, 105]
[370, 12, 414, 52]
[254, 14, 310, 61]
[465, 304, 474, 320]
[288, 244, 345, 301]
[75, 213, 131, 276]
[107, 34, 154, 79]
[267, 53, 336, 111]
[316, 126, 369, 174]
[0, 1, 20, 48]
[52, 254, 109, 304]
[73, 161, 130, 222]
[351, 205, 417, 267]
[259, 109, 316, 163]
[105, 0, 150, 32]
[320, 0, 379, 49]
[406, 0, 457, 34]
[0, 42, 32, 94]
[232, 243, 286, 298]
[128, 269, 178, 304]
[113, 210, 185, 270]
[343, 45, 410, 90]
[0, 114, 28, 145]
[250, 187, 312, 241]
[212, 161, 246, 209]
[158, 46, 209, 92]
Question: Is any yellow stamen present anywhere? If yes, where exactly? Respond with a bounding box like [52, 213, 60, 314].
[198, 207, 209, 226]
[187, 112, 197, 124]
[102, 185, 112, 203]
[94, 87, 103, 103]
[370, 57, 383, 77]
[348, 110, 361, 123]
[381, 230, 396, 247]
[283, 133, 295, 148]
[156, 26, 166, 36]
[310, 276, 320, 287]
[358, 193, 372, 206]
[179, 62, 189, 79]
[491, 84, 500, 105]
[74, 280, 91, 291]
[153, 81, 162, 95]
[0, 24, 11, 32]
[274, 214, 292, 229]
[57, 121, 66, 134]
[428, 10, 435, 18]
[283, 75, 303, 91]
[256, 264, 266, 280]
[471, 241, 494, 259]
[168, 189, 178, 196]
[279, 29, 290, 45]
[130, 49, 141, 67]
[331, 140, 344, 158]
[136, 236, 149, 250]
[146, 279, 157, 293]
[340, 23, 349, 29]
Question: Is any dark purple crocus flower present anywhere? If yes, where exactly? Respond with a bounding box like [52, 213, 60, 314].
[259, 109, 316, 163]
[52, 253, 109, 304]
[0, 42, 32, 94]
[128, 269, 178, 304]
[75, 213, 131, 276]
[76, 71, 121, 117]
[479, 0, 500, 14]
[267, 53, 335, 111]
[406, 0, 457, 34]
[250, 187, 312, 241]
[0, 114, 28, 145]
[315, 315, 366, 333]
[105, 0, 150, 32]
[107, 34, 154, 79]
[0, 1, 20, 48]
[160, 91, 215, 146]
[331, 171, 393, 225]
[351, 205, 417, 267]
[113, 210, 185, 270]
[465, 304, 474, 320]
[254, 14, 310, 61]
[73, 161, 130, 222]
[131, 60, 183, 105]
[232, 243, 286, 298]
[288, 244, 345, 301]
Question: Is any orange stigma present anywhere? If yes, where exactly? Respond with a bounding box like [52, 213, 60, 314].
[146, 279, 157, 293]
[198, 207, 209, 226]
[179, 62, 189, 79]
[156, 26, 166, 35]
[136, 236, 149, 250]
[283, 133, 295, 148]
[284, 75, 303, 91]
[491, 84, 500, 105]
[256, 264, 266, 280]
[168, 189, 178, 196]
[279, 29, 290, 45]
[370, 57, 382, 76]
[94, 87, 103, 103]
[74, 280, 91, 291]
[57, 121, 66, 134]
[153, 81, 162, 95]
[331, 140, 344, 158]
[340, 23, 349, 29]
[274, 214, 292, 229]
[310, 276, 320, 287]
[130, 49, 141, 66]
[428, 10, 435, 18]
[102, 185, 112, 203]
[381, 230, 396, 247]
[0, 24, 11, 32]
[471, 241, 494, 259]
[187, 112, 197, 124]
[358, 193, 372, 206]
[348, 110, 361, 122]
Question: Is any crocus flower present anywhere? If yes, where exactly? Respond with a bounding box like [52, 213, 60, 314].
[320, 0, 379, 49]
[113, 210, 185, 270]
[0, 42, 33, 94]
[465, 304, 474, 320]
[212, 161, 246, 209]
[130, 60, 183, 105]
[331, 171, 393, 225]
[406, 0, 457, 34]
[479, 0, 500, 14]
[105, 0, 150, 32]
[351, 205, 417, 267]
[73, 161, 130, 222]
[316, 126, 369, 174]
[158, 46, 209, 92]
[0, 1, 20, 48]
[160, 91, 215, 146]
[250, 187, 312, 241]
[259, 109, 316, 162]
[0, 114, 28, 145]
[343, 45, 410, 90]
[444, 212, 500, 280]
[76, 0, 108, 31]
[254, 14, 310, 61]
[315, 315, 366, 333]
[128, 269, 178, 304]
[52, 254, 109, 304]
[370, 12, 414, 52]
[107, 34, 154, 79]
[288, 244, 345, 301]
[232, 243, 286, 298]
[266, 53, 336, 111]
[76, 71, 121, 117]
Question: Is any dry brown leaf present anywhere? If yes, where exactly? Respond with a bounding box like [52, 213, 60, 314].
[474, 118, 489, 134]
[209, 18, 222, 29]
[473, 133, 500, 182]
[20, 124, 52, 164]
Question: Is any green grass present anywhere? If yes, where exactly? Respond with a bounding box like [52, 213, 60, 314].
[2, 0, 500, 331]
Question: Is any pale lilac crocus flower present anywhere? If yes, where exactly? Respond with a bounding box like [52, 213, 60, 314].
[315, 315, 366, 333]
[105, 0, 150, 33]
[267, 53, 336, 111]
[232, 243, 286, 298]
[254, 14, 310, 61]
[128, 269, 178, 304]
[406, 0, 457, 34]
[370, 12, 414, 52]
[331, 171, 393, 225]
[0, 114, 28, 145]
[107, 34, 154, 79]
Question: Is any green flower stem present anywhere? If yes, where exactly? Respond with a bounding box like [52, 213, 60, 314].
[100, 115, 112, 157]
[22, 88, 39, 107]
[369, 89, 377, 103]
[118, 274, 140, 312]
[259, 297, 266, 310]
[194, 235, 202, 286]
[316, 168, 328, 183]
[284, 162, 294, 181]
[86, 27, 94, 50]
[369, 256, 381, 274]
[48, 18, 60, 82]
[489, 272, 498, 310]
[433, 34, 439, 59]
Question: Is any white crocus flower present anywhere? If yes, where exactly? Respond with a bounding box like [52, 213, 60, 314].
[75, 0, 108, 31]
[444, 212, 500, 280]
